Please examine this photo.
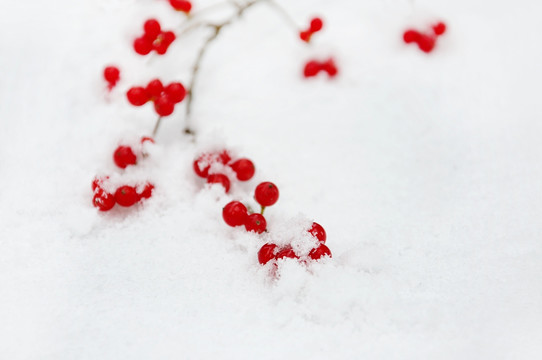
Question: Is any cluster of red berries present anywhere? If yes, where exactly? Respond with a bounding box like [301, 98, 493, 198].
[134, 19, 176, 56]
[303, 58, 338, 78]
[193, 150, 255, 193]
[92, 137, 155, 211]
[223, 182, 279, 234]
[103, 66, 120, 90]
[258, 222, 332, 265]
[127, 79, 186, 117]
[168, 0, 192, 13]
[299, 17, 323, 43]
[403, 21, 446, 53]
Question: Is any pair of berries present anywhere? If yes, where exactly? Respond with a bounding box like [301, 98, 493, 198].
[303, 58, 338, 78]
[134, 19, 176, 55]
[403, 22, 446, 53]
[299, 17, 323, 43]
[194, 150, 256, 193]
[257, 222, 332, 265]
[113, 137, 154, 169]
[169, 0, 191, 13]
[92, 178, 154, 211]
[222, 182, 280, 233]
[103, 66, 120, 90]
[127, 79, 186, 117]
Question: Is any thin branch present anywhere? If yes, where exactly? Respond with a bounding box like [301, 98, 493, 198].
[152, 116, 163, 138]
[262, 0, 299, 31]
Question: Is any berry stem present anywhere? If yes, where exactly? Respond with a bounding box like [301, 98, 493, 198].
[260, 205, 266, 215]
[152, 116, 163, 137]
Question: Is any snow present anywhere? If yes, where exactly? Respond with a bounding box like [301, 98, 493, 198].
[1, 0, 542, 358]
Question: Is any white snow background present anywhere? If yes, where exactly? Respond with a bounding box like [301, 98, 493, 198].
[1, 0, 542, 358]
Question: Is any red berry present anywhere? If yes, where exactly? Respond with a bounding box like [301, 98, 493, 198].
[308, 222, 326, 244]
[103, 66, 120, 87]
[433, 22, 446, 36]
[309, 244, 332, 260]
[276, 247, 298, 260]
[322, 58, 338, 77]
[127, 87, 149, 106]
[163, 31, 176, 45]
[169, 0, 192, 13]
[231, 158, 255, 181]
[115, 186, 139, 207]
[154, 94, 175, 116]
[139, 183, 154, 199]
[417, 34, 436, 53]
[207, 173, 231, 193]
[193, 151, 231, 178]
[144, 19, 161, 38]
[153, 32, 175, 55]
[309, 17, 323, 32]
[258, 243, 278, 265]
[218, 150, 232, 165]
[165, 82, 186, 103]
[134, 36, 153, 55]
[113, 145, 137, 169]
[140, 136, 155, 144]
[146, 79, 164, 99]
[92, 176, 109, 192]
[222, 201, 248, 227]
[303, 60, 321, 77]
[299, 30, 312, 42]
[244, 213, 267, 234]
[93, 190, 115, 211]
[255, 182, 279, 207]
[403, 29, 420, 44]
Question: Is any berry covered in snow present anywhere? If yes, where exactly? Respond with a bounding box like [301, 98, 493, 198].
[309, 244, 332, 260]
[93, 190, 116, 211]
[308, 222, 326, 244]
[258, 243, 278, 265]
[207, 173, 231, 193]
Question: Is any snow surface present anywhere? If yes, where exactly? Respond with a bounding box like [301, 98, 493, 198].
[1, 0, 542, 358]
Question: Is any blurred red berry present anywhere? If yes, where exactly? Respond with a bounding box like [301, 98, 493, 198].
[276, 247, 298, 260]
[93, 190, 116, 211]
[115, 186, 139, 207]
[417, 34, 436, 53]
[145, 79, 164, 99]
[222, 201, 248, 227]
[309, 17, 323, 32]
[231, 158, 255, 181]
[165, 82, 186, 103]
[244, 213, 267, 234]
[144, 19, 161, 38]
[113, 145, 137, 169]
[207, 173, 231, 192]
[140, 136, 155, 144]
[193, 151, 231, 178]
[255, 182, 279, 207]
[309, 244, 332, 260]
[322, 58, 338, 77]
[299, 30, 312, 42]
[103, 66, 120, 88]
[154, 94, 175, 116]
[403, 29, 420, 43]
[258, 243, 278, 265]
[308, 222, 326, 244]
[303, 60, 321, 77]
[139, 183, 154, 199]
[134, 36, 153, 55]
[433, 22, 446, 36]
[127, 87, 149, 106]
[169, 0, 192, 13]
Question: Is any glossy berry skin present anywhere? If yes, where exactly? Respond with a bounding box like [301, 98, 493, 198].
[114, 186, 139, 207]
[223, 201, 248, 227]
[113, 146, 137, 169]
[145, 79, 164, 99]
[403, 29, 420, 44]
[93, 190, 115, 211]
[433, 22, 446, 36]
[309, 244, 332, 260]
[144, 19, 161, 38]
[310, 17, 323, 32]
[322, 59, 338, 77]
[303, 60, 321, 78]
[127, 87, 149, 106]
[231, 158, 255, 181]
[258, 243, 278, 265]
[417, 34, 436, 53]
[154, 94, 175, 116]
[244, 213, 267, 234]
[169, 0, 192, 13]
[255, 182, 279, 207]
[308, 222, 326, 244]
[134, 37, 153, 55]
[275, 247, 298, 260]
[103, 66, 120, 88]
[207, 173, 231, 193]
[139, 183, 154, 199]
[165, 82, 186, 103]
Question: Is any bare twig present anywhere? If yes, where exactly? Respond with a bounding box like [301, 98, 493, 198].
[152, 116, 163, 138]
